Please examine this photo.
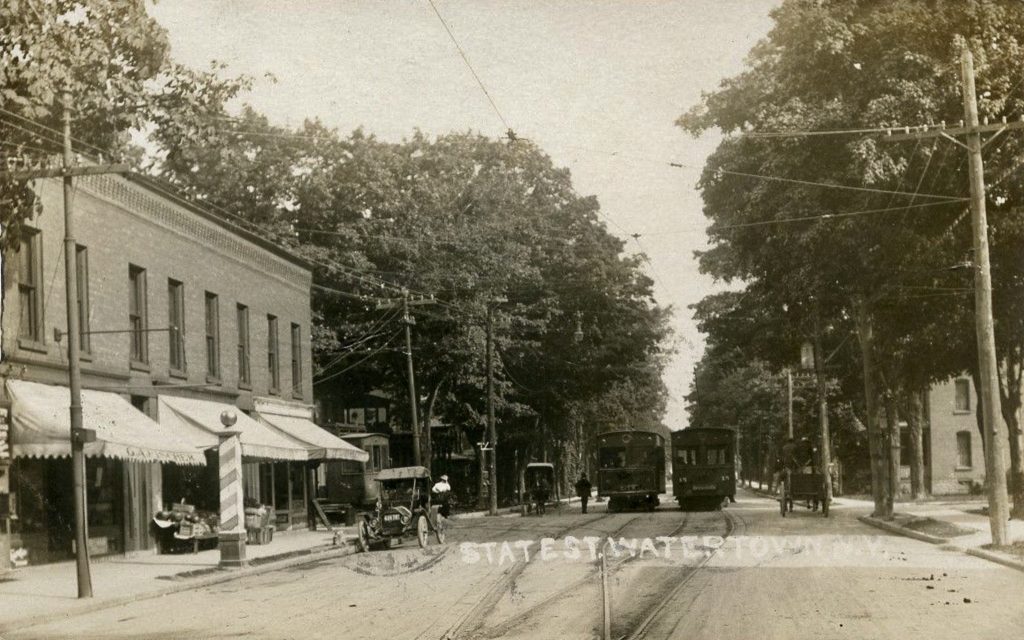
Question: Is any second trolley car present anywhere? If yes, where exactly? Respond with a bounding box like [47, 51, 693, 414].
[595, 430, 666, 511]
[671, 428, 736, 510]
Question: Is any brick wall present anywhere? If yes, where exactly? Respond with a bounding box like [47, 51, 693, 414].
[1, 174, 314, 411]
[928, 377, 990, 494]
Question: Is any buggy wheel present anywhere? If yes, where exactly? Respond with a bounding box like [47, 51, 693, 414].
[416, 515, 429, 548]
[434, 517, 446, 544]
[356, 520, 369, 553]
[822, 498, 830, 517]
[779, 495, 786, 517]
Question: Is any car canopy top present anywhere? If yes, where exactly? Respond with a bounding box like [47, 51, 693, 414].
[526, 462, 555, 470]
[376, 466, 431, 481]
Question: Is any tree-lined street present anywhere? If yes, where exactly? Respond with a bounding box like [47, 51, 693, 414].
[8, 493, 1024, 640]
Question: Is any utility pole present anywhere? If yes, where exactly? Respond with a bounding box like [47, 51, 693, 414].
[960, 49, 1010, 544]
[812, 308, 833, 507]
[62, 96, 92, 599]
[486, 302, 497, 516]
[2, 97, 128, 598]
[882, 48, 1012, 542]
[786, 369, 794, 439]
[378, 289, 433, 469]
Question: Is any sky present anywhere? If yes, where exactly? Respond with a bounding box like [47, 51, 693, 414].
[147, 0, 781, 430]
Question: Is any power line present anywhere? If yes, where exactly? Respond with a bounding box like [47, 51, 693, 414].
[313, 329, 404, 386]
[718, 169, 966, 201]
[0, 107, 113, 159]
[700, 199, 965, 233]
[426, 0, 511, 134]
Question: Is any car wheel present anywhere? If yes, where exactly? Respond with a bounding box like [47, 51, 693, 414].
[417, 515, 428, 548]
[357, 520, 369, 553]
[434, 518, 446, 544]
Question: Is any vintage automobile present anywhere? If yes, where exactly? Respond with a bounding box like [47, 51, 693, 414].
[356, 466, 447, 551]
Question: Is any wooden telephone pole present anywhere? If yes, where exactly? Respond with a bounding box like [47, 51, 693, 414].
[886, 48, 1012, 544]
[2, 96, 129, 597]
[377, 289, 433, 469]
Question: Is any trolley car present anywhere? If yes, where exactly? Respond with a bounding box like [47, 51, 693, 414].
[671, 428, 736, 511]
[595, 430, 665, 511]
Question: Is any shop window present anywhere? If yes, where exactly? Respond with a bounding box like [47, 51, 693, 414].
[168, 279, 186, 373]
[205, 292, 220, 380]
[290, 322, 302, 398]
[128, 265, 148, 364]
[954, 379, 971, 412]
[237, 304, 251, 386]
[267, 315, 280, 392]
[956, 431, 972, 468]
[76, 245, 90, 353]
[17, 228, 44, 343]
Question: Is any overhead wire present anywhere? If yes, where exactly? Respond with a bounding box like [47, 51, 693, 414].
[425, 0, 511, 133]
[312, 328, 404, 386]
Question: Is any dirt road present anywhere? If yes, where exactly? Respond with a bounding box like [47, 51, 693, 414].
[10, 490, 1024, 640]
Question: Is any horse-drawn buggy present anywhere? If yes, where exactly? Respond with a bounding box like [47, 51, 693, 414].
[356, 466, 447, 551]
[778, 438, 830, 517]
[524, 462, 559, 515]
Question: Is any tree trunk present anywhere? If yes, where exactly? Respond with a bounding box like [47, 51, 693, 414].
[998, 349, 1024, 518]
[421, 377, 447, 476]
[905, 389, 928, 501]
[883, 390, 900, 516]
[855, 299, 888, 517]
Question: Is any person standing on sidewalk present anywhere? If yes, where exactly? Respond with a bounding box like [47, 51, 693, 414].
[575, 473, 593, 514]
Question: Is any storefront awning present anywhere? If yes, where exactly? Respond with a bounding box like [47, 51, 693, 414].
[256, 412, 368, 462]
[157, 395, 308, 461]
[6, 380, 206, 465]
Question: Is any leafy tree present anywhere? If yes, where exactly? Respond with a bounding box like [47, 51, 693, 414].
[679, 0, 1024, 518]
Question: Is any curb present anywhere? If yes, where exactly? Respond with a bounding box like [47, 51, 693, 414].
[964, 547, 1024, 573]
[0, 539, 360, 634]
[857, 515, 950, 545]
[858, 515, 1024, 575]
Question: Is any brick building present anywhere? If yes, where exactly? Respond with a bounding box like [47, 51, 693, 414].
[913, 376, 1009, 495]
[0, 171, 364, 569]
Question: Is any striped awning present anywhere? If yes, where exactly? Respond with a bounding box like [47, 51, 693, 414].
[256, 412, 368, 462]
[6, 380, 205, 465]
[157, 395, 308, 461]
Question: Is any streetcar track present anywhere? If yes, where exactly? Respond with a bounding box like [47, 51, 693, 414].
[477, 511, 694, 638]
[624, 509, 742, 640]
[430, 511, 623, 640]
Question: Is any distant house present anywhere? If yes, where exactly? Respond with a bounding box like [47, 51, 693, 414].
[902, 376, 1009, 495]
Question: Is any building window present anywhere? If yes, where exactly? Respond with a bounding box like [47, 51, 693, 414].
[17, 229, 43, 342]
[956, 431, 972, 468]
[290, 323, 302, 397]
[76, 245, 90, 353]
[205, 292, 220, 379]
[954, 379, 971, 412]
[128, 265, 148, 364]
[237, 304, 251, 386]
[168, 280, 185, 373]
[267, 315, 279, 392]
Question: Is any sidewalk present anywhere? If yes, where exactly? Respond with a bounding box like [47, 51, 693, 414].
[849, 495, 1024, 573]
[0, 526, 359, 633]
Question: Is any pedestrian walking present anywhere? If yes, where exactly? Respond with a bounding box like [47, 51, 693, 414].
[575, 473, 592, 514]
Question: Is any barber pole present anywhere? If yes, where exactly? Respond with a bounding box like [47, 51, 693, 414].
[219, 437, 243, 533]
[218, 410, 247, 568]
